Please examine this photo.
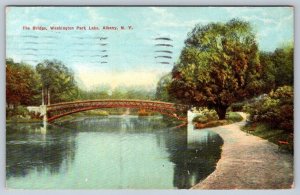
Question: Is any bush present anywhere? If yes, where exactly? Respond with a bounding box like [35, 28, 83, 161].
[230, 102, 245, 112]
[29, 111, 43, 119]
[244, 86, 293, 132]
[205, 120, 227, 127]
[138, 109, 152, 116]
[192, 107, 218, 123]
[83, 110, 109, 116]
[226, 112, 243, 122]
[6, 105, 29, 118]
[193, 115, 209, 123]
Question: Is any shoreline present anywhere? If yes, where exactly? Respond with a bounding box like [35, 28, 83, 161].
[191, 112, 293, 189]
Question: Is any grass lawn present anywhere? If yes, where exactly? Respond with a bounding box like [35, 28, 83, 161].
[194, 112, 243, 129]
[241, 123, 293, 153]
[6, 118, 42, 123]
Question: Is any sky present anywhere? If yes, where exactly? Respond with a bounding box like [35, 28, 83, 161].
[6, 6, 294, 91]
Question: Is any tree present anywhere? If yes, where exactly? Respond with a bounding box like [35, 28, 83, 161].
[259, 43, 293, 93]
[6, 59, 41, 107]
[155, 73, 173, 102]
[36, 59, 77, 104]
[259, 51, 276, 93]
[169, 19, 262, 119]
[272, 44, 293, 87]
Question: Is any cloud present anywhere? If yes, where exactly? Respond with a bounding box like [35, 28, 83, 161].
[275, 13, 293, 30]
[32, 18, 48, 25]
[153, 19, 209, 28]
[150, 7, 173, 18]
[85, 7, 106, 25]
[240, 15, 277, 25]
[149, 7, 209, 28]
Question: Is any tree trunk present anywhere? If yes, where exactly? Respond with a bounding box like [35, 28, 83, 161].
[42, 87, 45, 105]
[47, 87, 51, 105]
[215, 105, 228, 120]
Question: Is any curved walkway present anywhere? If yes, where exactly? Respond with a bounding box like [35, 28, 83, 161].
[192, 112, 294, 189]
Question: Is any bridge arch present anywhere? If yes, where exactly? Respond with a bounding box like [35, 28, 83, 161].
[45, 99, 189, 122]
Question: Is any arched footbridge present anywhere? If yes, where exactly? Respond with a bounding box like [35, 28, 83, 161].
[36, 99, 190, 122]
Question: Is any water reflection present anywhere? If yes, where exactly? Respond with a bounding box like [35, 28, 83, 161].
[6, 116, 223, 189]
[167, 126, 223, 188]
[6, 123, 77, 179]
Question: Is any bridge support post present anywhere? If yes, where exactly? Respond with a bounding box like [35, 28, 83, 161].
[43, 114, 47, 124]
[187, 110, 210, 149]
[42, 88, 45, 106]
[40, 105, 47, 124]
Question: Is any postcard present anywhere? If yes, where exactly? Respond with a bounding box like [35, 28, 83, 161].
[5, 6, 294, 189]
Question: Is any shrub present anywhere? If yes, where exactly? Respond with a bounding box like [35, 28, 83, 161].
[192, 115, 209, 123]
[192, 107, 218, 123]
[29, 111, 43, 119]
[230, 102, 245, 112]
[6, 105, 29, 118]
[244, 86, 293, 132]
[84, 110, 109, 116]
[205, 120, 227, 127]
[138, 109, 152, 116]
[226, 112, 243, 122]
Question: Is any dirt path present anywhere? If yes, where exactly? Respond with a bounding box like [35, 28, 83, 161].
[192, 112, 294, 189]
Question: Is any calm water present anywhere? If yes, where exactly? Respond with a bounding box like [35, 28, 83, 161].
[6, 116, 223, 189]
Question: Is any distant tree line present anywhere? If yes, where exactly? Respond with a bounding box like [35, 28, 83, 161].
[6, 59, 155, 110]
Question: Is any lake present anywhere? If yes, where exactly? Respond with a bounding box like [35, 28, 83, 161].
[6, 115, 223, 189]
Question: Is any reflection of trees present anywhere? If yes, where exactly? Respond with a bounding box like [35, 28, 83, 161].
[59, 116, 170, 133]
[6, 123, 77, 178]
[59, 117, 223, 189]
[162, 128, 223, 189]
[7, 117, 223, 189]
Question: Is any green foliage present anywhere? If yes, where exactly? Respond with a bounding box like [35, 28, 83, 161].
[36, 59, 78, 104]
[229, 102, 245, 111]
[29, 111, 43, 120]
[77, 87, 155, 101]
[6, 59, 41, 106]
[77, 89, 110, 100]
[193, 110, 242, 124]
[155, 73, 173, 102]
[169, 19, 262, 119]
[259, 43, 293, 93]
[204, 120, 228, 128]
[273, 45, 293, 87]
[192, 107, 218, 123]
[82, 110, 109, 116]
[6, 105, 29, 117]
[242, 123, 293, 152]
[226, 112, 243, 122]
[259, 51, 276, 92]
[137, 109, 153, 116]
[244, 85, 293, 131]
[193, 111, 243, 129]
[105, 87, 153, 100]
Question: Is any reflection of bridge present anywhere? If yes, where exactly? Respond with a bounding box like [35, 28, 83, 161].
[36, 100, 190, 122]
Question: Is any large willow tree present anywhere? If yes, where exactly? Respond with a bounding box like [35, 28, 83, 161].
[169, 19, 262, 119]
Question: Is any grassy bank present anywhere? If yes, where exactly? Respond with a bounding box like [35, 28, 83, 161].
[241, 123, 293, 153]
[6, 118, 42, 123]
[194, 112, 243, 129]
[53, 110, 109, 122]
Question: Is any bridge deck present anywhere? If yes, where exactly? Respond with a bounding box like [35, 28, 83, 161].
[45, 99, 189, 122]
